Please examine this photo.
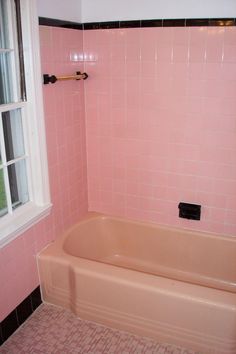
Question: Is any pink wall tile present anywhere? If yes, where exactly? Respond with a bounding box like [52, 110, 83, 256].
[0, 26, 88, 321]
[84, 26, 236, 237]
[2, 24, 236, 323]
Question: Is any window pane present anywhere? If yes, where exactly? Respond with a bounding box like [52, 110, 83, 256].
[0, 0, 9, 48]
[2, 109, 25, 161]
[0, 168, 7, 217]
[8, 159, 29, 209]
[0, 0, 25, 103]
[0, 52, 14, 104]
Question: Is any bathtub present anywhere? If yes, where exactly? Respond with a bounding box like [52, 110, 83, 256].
[38, 213, 236, 354]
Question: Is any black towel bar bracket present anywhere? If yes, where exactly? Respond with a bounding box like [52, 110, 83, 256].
[43, 71, 88, 85]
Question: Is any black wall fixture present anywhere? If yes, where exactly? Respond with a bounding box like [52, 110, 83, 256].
[178, 202, 201, 220]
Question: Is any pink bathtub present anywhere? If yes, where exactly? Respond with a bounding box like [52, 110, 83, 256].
[38, 213, 236, 353]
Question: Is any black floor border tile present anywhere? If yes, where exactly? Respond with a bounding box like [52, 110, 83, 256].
[30, 286, 42, 311]
[1, 310, 18, 342]
[0, 322, 4, 345]
[0, 286, 42, 345]
[16, 297, 33, 326]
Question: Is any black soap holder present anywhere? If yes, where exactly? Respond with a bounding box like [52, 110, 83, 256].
[178, 202, 201, 220]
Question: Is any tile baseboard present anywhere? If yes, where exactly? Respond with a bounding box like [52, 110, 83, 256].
[0, 286, 42, 345]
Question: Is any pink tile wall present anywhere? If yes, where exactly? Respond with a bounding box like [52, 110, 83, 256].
[84, 26, 236, 236]
[0, 26, 88, 321]
[1, 24, 236, 322]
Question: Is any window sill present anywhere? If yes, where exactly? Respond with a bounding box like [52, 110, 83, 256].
[0, 202, 52, 248]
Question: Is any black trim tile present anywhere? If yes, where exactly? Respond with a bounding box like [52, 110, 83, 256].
[0, 325, 4, 346]
[209, 18, 235, 26]
[83, 22, 100, 30]
[185, 18, 209, 27]
[1, 310, 19, 342]
[0, 286, 42, 345]
[99, 21, 120, 29]
[39, 17, 82, 30]
[39, 17, 236, 31]
[16, 296, 33, 326]
[120, 20, 141, 28]
[141, 19, 162, 27]
[30, 286, 42, 311]
[163, 19, 186, 27]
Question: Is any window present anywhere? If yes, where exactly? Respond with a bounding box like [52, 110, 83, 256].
[0, 0, 51, 247]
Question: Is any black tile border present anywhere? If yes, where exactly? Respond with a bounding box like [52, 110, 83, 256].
[82, 18, 236, 30]
[0, 286, 42, 345]
[1, 310, 18, 343]
[209, 18, 235, 26]
[141, 19, 162, 27]
[39, 17, 82, 30]
[99, 21, 120, 29]
[39, 17, 236, 30]
[163, 19, 186, 27]
[185, 18, 210, 27]
[186, 18, 235, 26]
[120, 20, 141, 28]
[30, 287, 43, 311]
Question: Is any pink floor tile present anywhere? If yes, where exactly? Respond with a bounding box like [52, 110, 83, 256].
[0, 304, 200, 354]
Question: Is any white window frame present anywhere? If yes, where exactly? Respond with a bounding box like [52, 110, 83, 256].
[0, 0, 51, 248]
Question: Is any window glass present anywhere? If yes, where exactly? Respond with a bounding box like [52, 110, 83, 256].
[0, 52, 14, 104]
[8, 159, 29, 210]
[0, 0, 10, 48]
[0, 168, 7, 216]
[2, 109, 25, 161]
[0, 0, 23, 104]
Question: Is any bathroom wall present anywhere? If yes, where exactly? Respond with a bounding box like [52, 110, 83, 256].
[0, 26, 87, 321]
[2, 1, 236, 323]
[84, 26, 236, 236]
[82, 0, 236, 22]
[37, 0, 236, 23]
[37, 0, 82, 22]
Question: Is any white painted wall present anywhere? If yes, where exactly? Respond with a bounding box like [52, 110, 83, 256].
[37, 0, 82, 22]
[37, 0, 236, 23]
[82, 0, 236, 22]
